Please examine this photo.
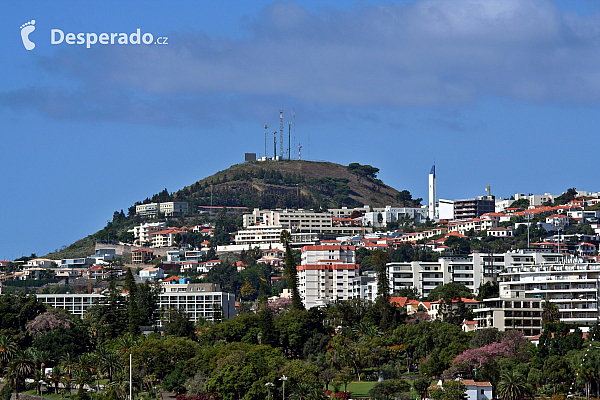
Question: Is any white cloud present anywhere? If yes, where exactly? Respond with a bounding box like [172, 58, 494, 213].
[4, 0, 600, 124]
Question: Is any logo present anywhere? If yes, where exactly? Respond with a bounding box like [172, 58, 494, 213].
[20, 20, 36, 50]
[51, 28, 168, 48]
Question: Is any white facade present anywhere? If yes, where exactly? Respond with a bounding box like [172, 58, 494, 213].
[438, 199, 454, 220]
[159, 282, 235, 322]
[298, 245, 359, 308]
[139, 267, 165, 281]
[364, 206, 428, 228]
[234, 224, 319, 247]
[129, 222, 167, 246]
[37, 294, 104, 318]
[37, 283, 235, 323]
[135, 202, 188, 217]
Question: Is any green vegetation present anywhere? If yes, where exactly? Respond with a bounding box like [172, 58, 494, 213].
[0, 277, 596, 400]
[44, 160, 408, 259]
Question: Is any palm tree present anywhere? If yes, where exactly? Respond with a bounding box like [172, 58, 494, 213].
[97, 348, 124, 383]
[25, 347, 50, 394]
[289, 382, 317, 400]
[60, 353, 77, 393]
[48, 365, 64, 394]
[497, 370, 530, 400]
[8, 351, 34, 392]
[78, 353, 100, 392]
[0, 336, 17, 372]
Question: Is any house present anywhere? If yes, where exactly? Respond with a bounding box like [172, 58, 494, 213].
[461, 380, 492, 400]
[577, 242, 597, 256]
[487, 227, 513, 237]
[461, 320, 478, 332]
[139, 267, 165, 281]
[132, 249, 154, 264]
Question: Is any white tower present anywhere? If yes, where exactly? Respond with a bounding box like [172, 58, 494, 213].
[428, 165, 436, 220]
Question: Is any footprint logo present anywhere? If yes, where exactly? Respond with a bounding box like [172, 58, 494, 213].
[20, 20, 36, 50]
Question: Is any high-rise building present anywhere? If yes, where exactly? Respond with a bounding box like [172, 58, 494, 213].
[298, 245, 359, 308]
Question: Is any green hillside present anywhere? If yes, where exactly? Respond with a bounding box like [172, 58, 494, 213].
[45, 160, 419, 259]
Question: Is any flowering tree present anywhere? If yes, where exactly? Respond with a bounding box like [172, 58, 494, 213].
[25, 309, 71, 336]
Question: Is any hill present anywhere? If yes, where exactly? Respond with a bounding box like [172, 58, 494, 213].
[171, 160, 413, 211]
[45, 160, 419, 259]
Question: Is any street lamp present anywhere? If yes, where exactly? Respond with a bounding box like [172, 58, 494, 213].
[554, 218, 565, 261]
[524, 212, 534, 249]
[266, 382, 274, 400]
[280, 375, 288, 400]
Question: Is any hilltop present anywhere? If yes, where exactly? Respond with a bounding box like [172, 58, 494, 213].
[171, 160, 414, 211]
[45, 160, 419, 259]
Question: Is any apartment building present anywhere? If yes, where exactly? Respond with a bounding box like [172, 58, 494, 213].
[364, 206, 428, 227]
[350, 274, 378, 301]
[129, 222, 167, 246]
[386, 250, 563, 299]
[387, 260, 454, 298]
[474, 258, 600, 336]
[298, 245, 360, 308]
[135, 202, 189, 218]
[36, 294, 106, 318]
[37, 282, 235, 323]
[254, 208, 370, 236]
[454, 196, 495, 220]
[159, 282, 235, 322]
[234, 224, 319, 247]
[151, 228, 187, 248]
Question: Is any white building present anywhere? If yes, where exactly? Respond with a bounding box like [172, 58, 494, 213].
[298, 245, 360, 308]
[139, 267, 164, 281]
[37, 282, 235, 323]
[129, 222, 167, 246]
[135, 202, 188, 218]
[474, 256, 600, 336]
[159, 282, 235, 322]
[363, 206, 428, 227]
[234, 224, 319, 248]
[36, 294, 105, 318]
[438, 199, 455, 220]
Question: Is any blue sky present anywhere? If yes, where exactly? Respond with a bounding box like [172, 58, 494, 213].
[2, 0, 600, 260]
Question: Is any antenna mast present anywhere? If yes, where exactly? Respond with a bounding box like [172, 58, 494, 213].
[279, 110, 284, 161]
[292, 108, 296, 160]
[264, 124, 269, 159]
[273, 131, 278, 160]
[298, 143, 302, 161]
[288, 122, 291, 160]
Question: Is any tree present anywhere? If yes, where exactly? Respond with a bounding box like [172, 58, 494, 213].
[373, 249, 392, 330]
[429, 380, 466, 400]
[542, 300, 560, 325]
[281, 230, 303, 310]
[496, 370, 529, 400]
[369, 379, 411, 400]
[413, 377, 431, 400]
[0, 336, 17, 373]
[163, 308, 196, 339]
